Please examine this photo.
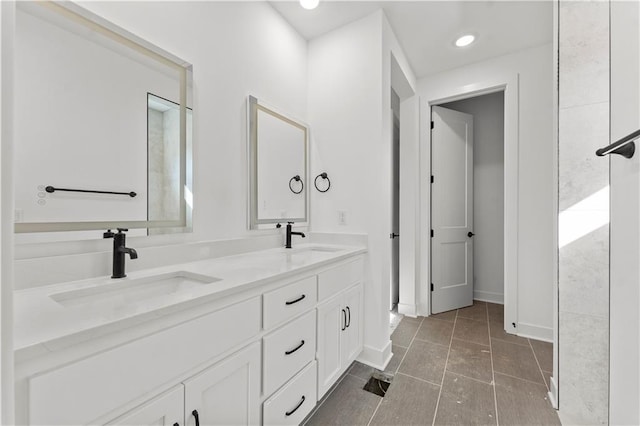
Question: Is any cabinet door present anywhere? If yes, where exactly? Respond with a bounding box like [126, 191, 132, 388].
[184, 342, 261, 426]
[342, 283, 363, 365]
[107, 386, 184, 426]
[316, 295, 344, 398]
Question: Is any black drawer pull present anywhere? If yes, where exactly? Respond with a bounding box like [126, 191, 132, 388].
[346, 306, 351, 328]
[341, 309, 347, 331]
[285, 294, 306, 305]
[285, 395, 306, 417]
[173, 423, 179, 426]
[285, 340, 305, 355]
[192, 410, 200, 426]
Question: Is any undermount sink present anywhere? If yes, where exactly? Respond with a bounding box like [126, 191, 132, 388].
[287, 246, 344, 254]
[50, 271, 222, 308]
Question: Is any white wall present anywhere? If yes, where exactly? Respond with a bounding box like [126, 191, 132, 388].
[418, 44, 554, 339]
[443, 92, 505, 303]
[15, 1, 308, 282]
[308, 10, 416, 367]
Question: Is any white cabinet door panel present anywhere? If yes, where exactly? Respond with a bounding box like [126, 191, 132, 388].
[184, 342, 261, 426]
[316, 295, 343, 398]
[342, 283, 363, 365]
[107, 386, 184, 426]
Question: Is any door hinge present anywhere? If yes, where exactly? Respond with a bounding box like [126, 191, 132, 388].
[431, 229, 434, 238]
[431, 175, 434, 184]
[431, 283, 434, 292]
[431, 121, 434, 130]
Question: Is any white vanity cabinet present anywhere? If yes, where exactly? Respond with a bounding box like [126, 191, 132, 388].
[16, 251, 366, 426]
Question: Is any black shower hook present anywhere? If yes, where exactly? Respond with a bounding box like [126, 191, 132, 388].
[314, 172, 331, 193]
[289, 175, 304, 194]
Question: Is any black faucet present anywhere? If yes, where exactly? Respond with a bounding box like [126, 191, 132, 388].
[104, 228, 138, 278]
[285, 222, 306, 248]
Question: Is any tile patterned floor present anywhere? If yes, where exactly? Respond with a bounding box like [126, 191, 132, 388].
[304, 301, 560, 426]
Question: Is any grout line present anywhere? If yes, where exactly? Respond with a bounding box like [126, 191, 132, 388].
[442, 370, 494, 386]
[487, 303, 500, 426]
[366, 315, 425, 426]
[366, 396, 384, 426]
[451, 336, 491, 349]
[394, 316, 425, 378]
[423, 315, 456, 325]
[431, 309, 457, 426]
[493, 371, 549, 388]
[412, 335, 452, 348]
[303, 366, 352, 425]
[521, 339, 550, 391]
[396, 372, 443, 387]
[490, 335, 530, 347]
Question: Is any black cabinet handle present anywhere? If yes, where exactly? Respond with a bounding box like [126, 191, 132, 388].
[192, 410, 200, 426]
[285, 395, 306, 417]
[467, 231, 475, 238]
[173, 423, 179, 426]
[285, 294, 306, 305]
[341, 309, 347, 331]
[285, 340, 305, 355]
[346, 306, 351, 328]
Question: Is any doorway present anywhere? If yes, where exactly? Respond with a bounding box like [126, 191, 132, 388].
[431, 92, 505, 314]
[390, 89, 400, 312]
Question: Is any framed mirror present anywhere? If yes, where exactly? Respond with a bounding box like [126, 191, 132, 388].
[248, 96, 309, 229]
[13, 1, 193, 242]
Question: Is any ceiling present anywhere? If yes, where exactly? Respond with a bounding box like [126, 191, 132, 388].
[269, 1, 553, 78]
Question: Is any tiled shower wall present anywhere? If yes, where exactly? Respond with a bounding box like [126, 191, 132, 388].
[558, 1, 609, 424]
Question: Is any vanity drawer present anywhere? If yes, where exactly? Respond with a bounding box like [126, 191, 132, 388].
[318, 257, 364, 301]
[28, 297, 261, 426]
[263, 310, 316, 396]
[263, 361, 317, 426]
[263, 276, 317, 329]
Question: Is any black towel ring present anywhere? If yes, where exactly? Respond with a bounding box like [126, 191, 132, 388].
[289, 175, 304, 194]
[314, 172, 331, 193]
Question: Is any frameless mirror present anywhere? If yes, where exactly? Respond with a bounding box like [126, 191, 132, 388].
[13, 1, 193, 243]
[248, 96, 308, 229]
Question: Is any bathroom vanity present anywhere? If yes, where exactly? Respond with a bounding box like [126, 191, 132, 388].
[14, 244, 366, 425]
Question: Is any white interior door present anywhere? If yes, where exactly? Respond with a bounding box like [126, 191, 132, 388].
[431, 105, 474, 314]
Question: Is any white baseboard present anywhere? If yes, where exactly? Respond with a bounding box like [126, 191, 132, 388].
[517, 322, 553, 342]
[356, 341, 392, 371]
[548, 376, 558, 409]
[473, 290, 504, 304]
[398, 303, 417, 317]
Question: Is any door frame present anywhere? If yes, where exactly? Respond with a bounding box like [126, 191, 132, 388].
[420, 72, 519, 335]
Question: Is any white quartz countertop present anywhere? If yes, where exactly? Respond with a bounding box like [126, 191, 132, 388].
[14, 243, 366, 354]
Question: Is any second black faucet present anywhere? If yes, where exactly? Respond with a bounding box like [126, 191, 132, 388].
[285, 222, 305, 248]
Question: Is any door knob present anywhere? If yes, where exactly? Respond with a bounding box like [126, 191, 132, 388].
[467, 232, 475, 238]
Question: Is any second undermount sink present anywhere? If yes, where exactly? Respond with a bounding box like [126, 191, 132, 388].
[50, 271, 222, 308]
[287, 246, 344, 254]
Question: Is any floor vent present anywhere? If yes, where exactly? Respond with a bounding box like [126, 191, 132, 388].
[363, 371, 393, 397]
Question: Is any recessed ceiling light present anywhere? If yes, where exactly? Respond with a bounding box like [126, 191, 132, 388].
[300, 0, 319, 10]
[455, 34, 475, 47]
